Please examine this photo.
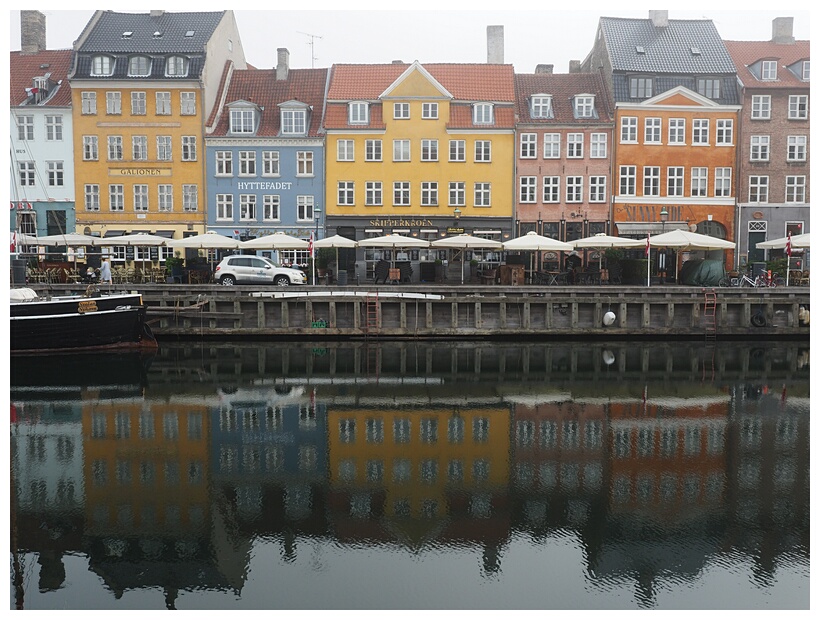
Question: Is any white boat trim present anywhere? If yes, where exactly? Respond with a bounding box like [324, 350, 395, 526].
[250, 290, 445, 300]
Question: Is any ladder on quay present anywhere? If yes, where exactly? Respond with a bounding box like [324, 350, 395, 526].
[702, 288, 717, 343]
[364, 292, 379, 336]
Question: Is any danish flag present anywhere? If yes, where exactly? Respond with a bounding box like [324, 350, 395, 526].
[786, 232, 792, 257]
[309, 232, 314, 258]
[645, 234, 650, 257]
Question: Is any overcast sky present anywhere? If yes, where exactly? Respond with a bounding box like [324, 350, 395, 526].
[7, 5, 812, 74]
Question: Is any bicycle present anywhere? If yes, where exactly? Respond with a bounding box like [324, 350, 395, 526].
[719, 271, 783, 287]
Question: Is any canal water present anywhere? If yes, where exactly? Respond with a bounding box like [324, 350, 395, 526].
[10, 341, 810, 610]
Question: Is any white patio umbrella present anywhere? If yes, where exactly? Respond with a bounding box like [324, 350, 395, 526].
[647, 229, 735, 287]
[167, 231, 242, 269]
[239, 232, 310, 250]
[756, 232, 810, 249]
[572, 233, 644, 270]
[359, 234, 430, 268]
[431, 234, 503, 283]
[34, 232, 99, 269]
[503, 231, 574, 278]
[96, 232, 170, 274]
[313, 234, 358, 282]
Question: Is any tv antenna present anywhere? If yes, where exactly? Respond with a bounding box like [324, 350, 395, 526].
[297, 31, 322, 68]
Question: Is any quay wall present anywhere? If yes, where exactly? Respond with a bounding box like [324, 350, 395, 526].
[33, 283, 811, 341]
[121, 284, 811, 342]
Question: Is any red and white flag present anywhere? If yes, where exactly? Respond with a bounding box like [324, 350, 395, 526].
[645, 234, 650, 257]
[786, 232, 792, 257]
[309, 231, 314, 258]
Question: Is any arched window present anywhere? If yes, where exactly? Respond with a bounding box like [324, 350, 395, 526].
[128, 56, 151, 77]
[91, 55, 114, 76]
[166, 56, 188, 77]
[696, 220, 727, 239]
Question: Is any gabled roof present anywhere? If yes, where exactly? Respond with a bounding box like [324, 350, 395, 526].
[76, 11, 226, 54]
[599, 16, 736, 74]
[514, 72, 614, 124]
[209, 67, 328, 137]
[10, 49, 73, 107]
[724, 39, 810, 89]
[327, 63, 515, 102]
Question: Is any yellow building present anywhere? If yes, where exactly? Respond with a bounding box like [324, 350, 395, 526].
[324, 62, 516, 280]
[68, 10, 246, 262]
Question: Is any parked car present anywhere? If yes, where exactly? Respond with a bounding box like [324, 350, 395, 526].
[214, 255, 306, 286]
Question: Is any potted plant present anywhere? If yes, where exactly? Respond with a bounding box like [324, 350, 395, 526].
[165, 252, 185, 283]
[316, 248, 333, 278]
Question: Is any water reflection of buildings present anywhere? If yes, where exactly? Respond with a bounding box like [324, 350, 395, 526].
[10, 343, 810, 608]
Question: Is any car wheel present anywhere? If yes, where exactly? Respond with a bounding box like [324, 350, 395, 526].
[220, 275, 235, 286]
[274, 275, 290, 286]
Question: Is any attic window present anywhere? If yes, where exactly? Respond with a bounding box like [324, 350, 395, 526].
[636, 46, 645, 54]
[691, 47, 701, 56]
[122, 31, 133, 38]
[153, 31, 163, 38]
[185, 31, 195, 37]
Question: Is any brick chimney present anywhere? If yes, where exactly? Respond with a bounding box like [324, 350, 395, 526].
[649, 10, 668, 28]
[569, 60, 582, 73]
[535, 64, 554, 74]
[487, 25, 504, 64]
[276, 48, 290, 81]
[20, 10, 46, 55]
[150, 10, 165, 18]
[772, 17, 795, 44]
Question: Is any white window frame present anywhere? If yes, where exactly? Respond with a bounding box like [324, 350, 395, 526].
[365, 181, 383, 206]
[45, 115, 63, 141]
[365, 139, 382, 162]
[585, 134, 606, 160]
[531, 95, 553, 118]
[281, 109, 306, 134]
[263, 151, 280, 176]
[109, 184, 124, 212]
[216, 194, 233, 220]
[589, 176, 606, 202]
[692, 119, 709, 145]
[180, 92, 196, 116]
[575, 95, 594, 117]
[157, 184, 173, 212]
[130, 92, 147, 115]
[18, 162, 35, 186]
[620, 117, 638, 143]
[668, 118, 685, 144]
[749, 176, 769, 203]
[296, 151, 313, 176]
[543, 176, 560, 203]
[716, 119, 733, 145]
[697, 78, 721, 99]
[166, 56, 188, 77]
[240, 194, 257, 221]
[619, 165, 636, 196]
[544, 133, 560, 158]
[91, 55, 113, 76]
[715, 168, 732, 197]
[421, 181, 438, 206]
[83, 135, 99, 161]
[751, 95, 771, 119]
[181, 136, 196, 162]
[422, 102, 438, 119]
[644, 117, 662, 144]
[263, 195, 280, 221]
[519, 176, 537, 203]
[691, 167, 708, 197]
[761, 60, 778, 81]
[750, 135, 770, 161]
[107, 135, 123, 161]
[132, 135, 148, 161]
[785, 176, 806, 203]
[787, 135, 807, 161]
[239, 151, 257, 176]
[393, 139, 410, 162]
[128, 56, 151, 77]
[668, 167, 685, 197]
[643, 166, 660, 197]
[474, 182, 491, 207]
[520, 133, 537, 158]
[215, 151, 233, 176]
[337, 139, 355, 161]
[81, 92, 97, 114]
[106, 91, 121, 115]
[394, 102, 409, 119]
[155, 91, 171, 115]
[449, 140, 465, 162]
[393, 181, 411, 206]
[46, 161, 64, 187]
[566, 176, 583, 202]
[473, 103, 493, 125]
[788, 95, 808, 119]
[230, 109, 255, 134]
[449, 182, 466, 207]
[629, 77, 652, 98]
[85, 184, 100, 211]
[567, 133, 584, 158]
[156, 135, 172, 161]
[474, 140, 491, 162]
[133, 184, 149, 212]
[421, 139, 438, 162]
[349, 101, 369, 124]
[182, 185, 198, 212]
[338, 181, 355, 206]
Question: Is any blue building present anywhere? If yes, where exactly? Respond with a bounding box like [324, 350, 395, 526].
[206, 49, 327, 265]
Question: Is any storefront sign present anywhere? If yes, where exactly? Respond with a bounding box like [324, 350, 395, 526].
[237, 181, 293, 190]
[446, 227, 465, 234]
[110, 168, 171, 177]
[369, 218, 434, 227]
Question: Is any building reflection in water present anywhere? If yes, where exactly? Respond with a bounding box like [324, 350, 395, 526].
[10, 342, 810, 609]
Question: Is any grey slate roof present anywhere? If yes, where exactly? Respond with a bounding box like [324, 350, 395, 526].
[600, 17, 737, 74]
[612, 75, 739, 106]
[77, 11, 225, 54]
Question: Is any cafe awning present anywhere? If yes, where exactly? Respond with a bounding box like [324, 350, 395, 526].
[615, 222, 689, 236]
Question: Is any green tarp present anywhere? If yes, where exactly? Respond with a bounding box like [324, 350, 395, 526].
[679, 259, 726, 286]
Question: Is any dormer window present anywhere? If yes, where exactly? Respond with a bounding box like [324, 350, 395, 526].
[761, 60, 778, 81]
[280, 106, 308, 135]
[91, 55, 114, 76]
[574, 95, 595, 118]
[128, 56, 151, 77]
[349, 101, 369, 124]
[230, 108, 256, 134]
[530, 95, 553, 119]
[166, 56, 188, 77]
[802, 60, 810, 81]
[629, 77, 652, 99]
[473, 103, 493, 125]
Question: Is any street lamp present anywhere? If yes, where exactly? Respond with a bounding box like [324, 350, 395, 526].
[659, 207, 669, 281]
[312, 207, 322, 285]
[659, 207, 668, 232]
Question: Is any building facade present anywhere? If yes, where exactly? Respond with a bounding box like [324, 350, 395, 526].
[582, 11, 741, 273]
[205, 49, 328, 265]
[514, 68, 615, 270]
[68, 10, 246, 265]
[724, 18, 810, 268]
[323, 60, 516, 281]
[10, 11, 75, 246]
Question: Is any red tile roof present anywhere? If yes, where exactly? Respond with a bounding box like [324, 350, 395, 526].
[10, 49, 73, 107]
[724, 40, 810, 90]
[210, 67, 329, 137]
[514, 73, 615, 124]
[327, 63, 516, 102]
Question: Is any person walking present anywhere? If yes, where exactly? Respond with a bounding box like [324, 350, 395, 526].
[99, 258, 112, 284]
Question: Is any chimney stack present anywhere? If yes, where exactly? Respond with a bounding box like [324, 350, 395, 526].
[569, 60, 582, 73]
[649, 10, 668, 28]
[535, 64, 554, 74]
[276, 48, 290, 81]
[20, 10, 46, 55]
[150, 10, 165, 18]
[772, 17, 795, 44]
[487, 25, 504, 64]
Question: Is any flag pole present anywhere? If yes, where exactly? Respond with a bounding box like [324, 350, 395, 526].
[785, 232, 792, 286]
[645, 233, 651, 287]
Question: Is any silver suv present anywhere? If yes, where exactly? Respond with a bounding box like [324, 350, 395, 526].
[214, 255, 306, 286]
